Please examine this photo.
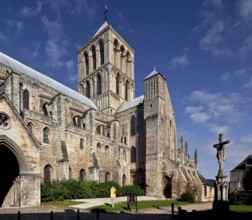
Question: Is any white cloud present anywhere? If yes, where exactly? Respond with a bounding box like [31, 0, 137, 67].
[66, 59, 77, 83]
[41, 16, 68, 68]
[6, 20, 23, 34]
[221, 72, 231, 81]
[243, 76, 252, 90]
[20, 1, 42, 17]
[185, 90, 248, 133]
[200, 20, 224, 49]
[208, 123, 230, 135]
[169, 55, 189, 69]
[240, 34, 252, 58]
[241, 134, 252, 144]
[185, 106, 211, 123]
[237, 0, 252, 21]
[0, 32, 8, 42]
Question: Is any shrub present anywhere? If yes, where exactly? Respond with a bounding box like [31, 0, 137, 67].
[121, 185, 145, 196]
[180, 192, 195, 203]
[229, 190, 252, 205]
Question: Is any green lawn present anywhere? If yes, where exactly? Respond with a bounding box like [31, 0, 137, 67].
[88, 199, 187, 212]
[230, 205, 252, 212]
[42, 200, 252, 214]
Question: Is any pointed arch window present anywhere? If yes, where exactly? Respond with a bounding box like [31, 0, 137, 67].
[84, 52, 89, 75]
[80, 138, 84, 149]
[86, 81, 90, 98]
[122, 174, 126, 187]
[130, 115, 136, 136]
[73, 116, 81, 127]
[105, 172, 110, 182]
[125, 80, 129, 100]
[97, 74, 102, 95]
[99, 40, 104, 65]
[116, 73, 120, 95]
[23, 89, 29, 109]
[92, 45, 96, 71]
[79, 169, 86, 181]
[43, 127, 50, 144]
[44, 164, 52, 183]
[131, 146, 136, 163]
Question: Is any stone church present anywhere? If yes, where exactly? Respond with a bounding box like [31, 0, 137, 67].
[0, 19, 213, 207]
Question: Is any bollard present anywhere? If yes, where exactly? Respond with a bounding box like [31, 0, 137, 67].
[171, 203, 174, 216]
[18, 211, 21, 220]
[50, 211, 53, 220]
[77, 209, 80, 220]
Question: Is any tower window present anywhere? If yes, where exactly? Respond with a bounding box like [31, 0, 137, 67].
[86, 81, 90, 98]
[125, 80, 129, 100]
[85, 52, 89, 75]
[92, 45, 96, 71]
[99, 40, 104, 65]
[97, 74, 102, 95]
[79, 169, 86, 181]
[116, 73, 120, 95]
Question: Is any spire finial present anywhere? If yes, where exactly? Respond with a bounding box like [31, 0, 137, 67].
[104, 6, 108, 21]
[154, 66, 156, 71]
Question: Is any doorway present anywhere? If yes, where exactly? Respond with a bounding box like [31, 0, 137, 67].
[0, 144, 19, 206]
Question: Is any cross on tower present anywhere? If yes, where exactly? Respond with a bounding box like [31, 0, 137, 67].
[213, 133, 230, 176]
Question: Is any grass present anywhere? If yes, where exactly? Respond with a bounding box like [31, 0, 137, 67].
[230, 205, 252, 213]
[42, 199, 252, 214]
[88, 199, 187, 212]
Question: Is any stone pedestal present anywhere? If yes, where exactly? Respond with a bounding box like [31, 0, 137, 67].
[212, 175, 229, 212]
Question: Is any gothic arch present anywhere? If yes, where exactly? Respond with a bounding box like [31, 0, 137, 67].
[113, 39, 120, 68]
[0, 135, 29, 173]
[126, 51, 131, 76]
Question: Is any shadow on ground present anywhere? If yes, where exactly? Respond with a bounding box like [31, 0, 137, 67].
[176, 209, 252, 220]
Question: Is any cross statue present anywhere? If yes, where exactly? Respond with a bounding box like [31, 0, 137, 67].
[213, 133, 230, 176]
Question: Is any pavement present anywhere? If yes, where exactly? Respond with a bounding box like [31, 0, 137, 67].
[0, 196, 213, 220]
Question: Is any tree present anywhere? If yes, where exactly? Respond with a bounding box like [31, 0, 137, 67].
[242, 168, 252, 190]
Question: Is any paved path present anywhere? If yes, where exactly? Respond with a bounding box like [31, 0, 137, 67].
[0, 197, 213, 220]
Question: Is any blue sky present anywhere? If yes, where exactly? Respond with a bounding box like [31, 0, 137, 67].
[1, 0, 252, 180]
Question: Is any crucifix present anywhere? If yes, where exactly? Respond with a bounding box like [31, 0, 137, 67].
[213, 133, 230, 176]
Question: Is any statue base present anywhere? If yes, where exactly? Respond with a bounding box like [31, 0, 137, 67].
[212, 200, 229, 212]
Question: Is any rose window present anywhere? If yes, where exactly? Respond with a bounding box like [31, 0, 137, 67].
[0, 113, 10, 129]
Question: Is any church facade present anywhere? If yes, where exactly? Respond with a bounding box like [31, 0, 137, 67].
[0, 20, 212, 207]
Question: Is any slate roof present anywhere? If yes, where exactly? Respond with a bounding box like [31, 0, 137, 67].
[0, 52, 98, 110]
[144, 68, 166, 80]
[93, 20, 109, 37]
[198, 172, 215, 186]
[117, 95, 144, 113]
[231, 155, 252, 171]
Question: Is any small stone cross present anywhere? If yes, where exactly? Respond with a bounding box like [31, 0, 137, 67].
[213, 133, 230, 176]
